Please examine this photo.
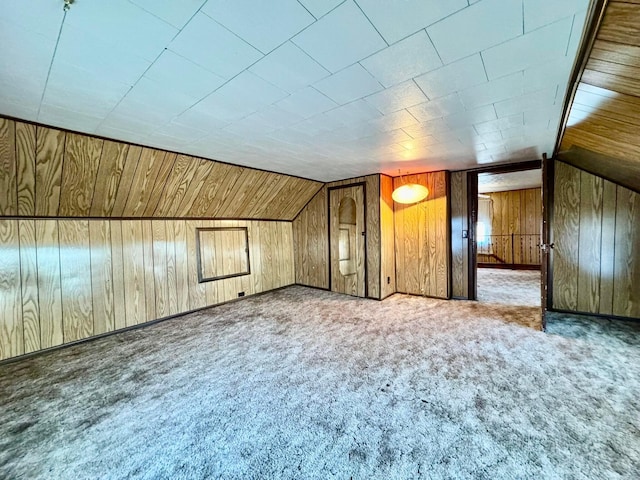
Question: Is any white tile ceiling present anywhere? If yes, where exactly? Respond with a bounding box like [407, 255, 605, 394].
[478, 169, 541, 193]
[0, 0, 590, 182]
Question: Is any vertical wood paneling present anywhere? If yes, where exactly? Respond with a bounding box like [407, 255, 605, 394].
[613, 186, 640, 318]
[35, 127, 65, 216]
[152, 220, 169, 318]
[552, 161, 640, 319]
[18, 220, 40, 353]
[165, 220, 179, 315]
[380, 175, 396, 299]
[59, 134, 104, 216]
[0, 220, 23, 360]
[89, 220, 115, 335]
[186, 220, 207, 310]
[598, 182, 617, 315]
[15, 122, 37, 216]
[552, 162, 581, 310]
[577, 171, 603, 313]
[58, 220, 93, 342]
[0, 118, 17, 215]
[90, 141, 129, 217]
[293, 188, 328, 289]
[35, 220, 63, 348]
[0, 217, 296, 361]
[121, 220, 146, 327]
[173, 220, 190, 313]
[141, 220, 156, 322]
[450, 171, 468, 299]
[393, 171, 449, 299]
[110, 221, 127, 330]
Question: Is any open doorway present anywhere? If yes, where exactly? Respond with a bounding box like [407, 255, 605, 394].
[474, 168, 542, 308]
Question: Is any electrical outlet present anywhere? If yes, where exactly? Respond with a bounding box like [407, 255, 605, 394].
[462, 230, 468, 238]
[387, 276, 391, 284]
[238, 291, 245, 297]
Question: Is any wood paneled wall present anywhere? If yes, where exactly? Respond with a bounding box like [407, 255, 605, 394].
[380, 175, 396, 299]
[0, 117, 322, 220]
[292, 175, 382, 299]
[552, 161, 640, 319]
[0, 218, 294, 361]
[394, 171, 449, 299]
[483, 187, 541, 264]
[450, 171, 469, 299]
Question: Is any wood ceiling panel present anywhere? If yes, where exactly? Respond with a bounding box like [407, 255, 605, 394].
[560, 1, 640, 190]
[598, 2, 640, 47]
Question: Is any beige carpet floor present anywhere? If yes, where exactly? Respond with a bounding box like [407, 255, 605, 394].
[477, 268, 541, 307]
[1, 285, 638, 479]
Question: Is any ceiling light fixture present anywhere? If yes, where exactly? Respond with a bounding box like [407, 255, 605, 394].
[392, 171, 429, 204]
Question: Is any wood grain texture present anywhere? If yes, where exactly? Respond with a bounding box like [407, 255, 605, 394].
[450, 171, 468, 299]
[2, 118, 322, 220]
[599, 181, 617, 315]
[0, 217, 296, 361]
[613, 185, 640, 318]
[329, 185, 365, 297]
[121, 220, 146, 327]
[561, 2, 640, 189]
[0, 220, 23, 360]
[15, 122, 36, 216]
[552, 162, 640, 319]
[110, 221, 127, 330]
[598, 2, 640, 47]
[393, 172, 449, 299]
[152, 220, 169, 318]
[293, 187, 328, 289]
[35, 220, 63, 348]
[90, 140, 129, 216]
[576, 171, 603, 313]
[18, 220, 40, 354]
[59, 133, 104, 216]
[380, 175, 396, 298]
[0, 118, 17, 215]
[482, 187, 541, 265]
[552, 163, 580, 311]
[89, 220, 115, 335]
[110, 145, 143, 217]
[58, 220, 93, 342]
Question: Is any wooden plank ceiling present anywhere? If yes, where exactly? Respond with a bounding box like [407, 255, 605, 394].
[559, 0, 640, 193]
[0, 118, 322, 220]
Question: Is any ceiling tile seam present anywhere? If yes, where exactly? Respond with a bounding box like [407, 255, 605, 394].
[352, 0, 389, 47]
[198, 10, 268, 55]
[36, 8, 67, 119]
[522, 0, 525, 35]
[125, 0, 202, 30]
[295, 0, 317, 21]
[424, 28, 445, 67]
[565, 13, 579, 56]
[94, 3, 214, 133]
[478, 52, 491, 84]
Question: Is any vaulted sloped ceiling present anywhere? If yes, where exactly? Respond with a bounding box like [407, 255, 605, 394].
[559, 0, 640, 193]
[0, 0, 590, 182]
[0, 118, 322, 220]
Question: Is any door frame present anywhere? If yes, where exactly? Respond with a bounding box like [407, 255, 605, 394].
[327, 182, 368, 298]
[465, 159, 543, 302]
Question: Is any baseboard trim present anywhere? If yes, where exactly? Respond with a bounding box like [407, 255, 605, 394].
[549, 308, 640, 323]
[0, 285, 292, 367]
